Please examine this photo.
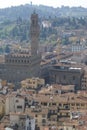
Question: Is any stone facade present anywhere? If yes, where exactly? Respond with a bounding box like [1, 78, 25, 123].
[49, 64, 84, 90]
[0, 11, 41, 83]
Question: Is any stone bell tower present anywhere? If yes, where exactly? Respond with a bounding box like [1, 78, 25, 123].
[30, 11, 40, 56]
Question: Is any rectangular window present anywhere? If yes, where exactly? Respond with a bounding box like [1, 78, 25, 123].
[17, 106, 22, 109]
[73, 76, 75, 80]
[52, 103, 56, 105]
[63, 75, 66, 80]
[71, 103, 75, 106]
[16, 100, 19, 102]
[42, 114, 46, 118]
[35, 114, 38, 117]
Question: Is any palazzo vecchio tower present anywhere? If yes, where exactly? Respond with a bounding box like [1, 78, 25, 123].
[0, 11, 41, 83]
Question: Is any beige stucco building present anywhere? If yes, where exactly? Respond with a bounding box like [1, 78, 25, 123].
[5, 94, 25, 115]
[0, 101, 5, 118]
[21, 77, 45, 89]
[10, 113, 35, 130]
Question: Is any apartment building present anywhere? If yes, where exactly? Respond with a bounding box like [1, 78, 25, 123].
[5, 93, 25, 115]
[10, 113, 35, 130]
[21, 77, 45, 90]
[24, 88, 87, 127]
